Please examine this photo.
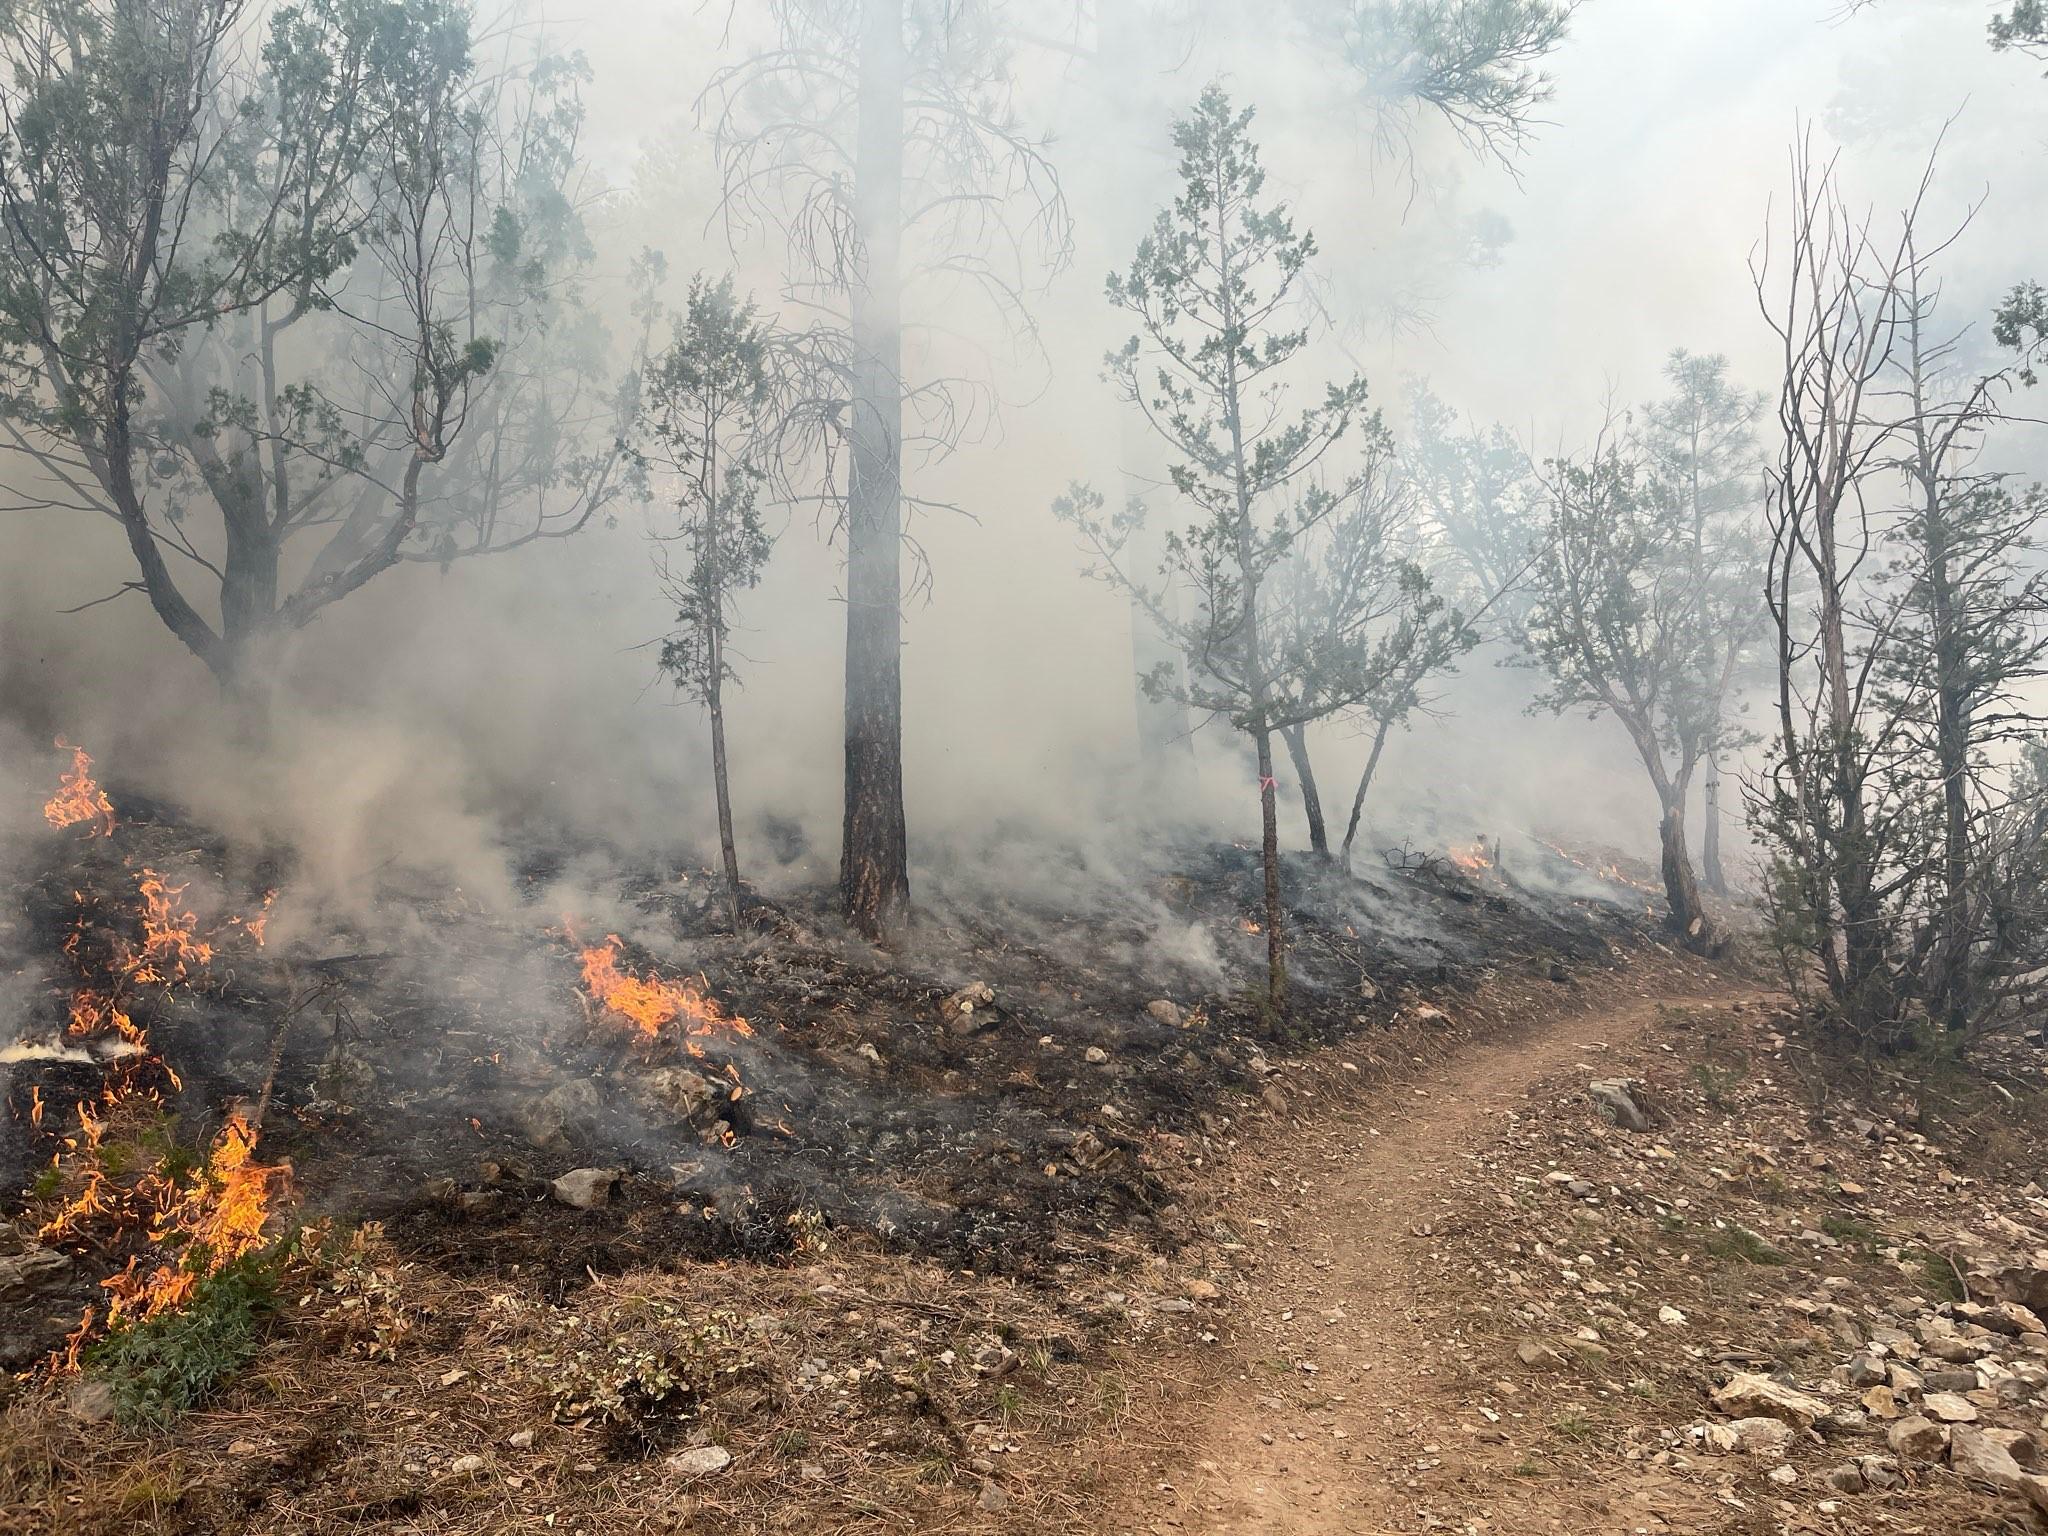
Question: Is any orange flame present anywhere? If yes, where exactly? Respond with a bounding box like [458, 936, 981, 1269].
[1449, 841, 1493, 872]
[43, 740, 115, 837]
[103, 1113, 289, 1325]
[30, 801, 287, 1367]
[578, 935, 754, 1058]
[133, 870, 215, 983]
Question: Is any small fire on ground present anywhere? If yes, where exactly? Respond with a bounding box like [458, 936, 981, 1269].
[29, 742, 287, 1370]
[577, 934, 756, 1058]
[1448, 840, 1495, 873]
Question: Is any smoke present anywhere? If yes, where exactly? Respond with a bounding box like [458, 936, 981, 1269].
[3, 0, 2045, 921]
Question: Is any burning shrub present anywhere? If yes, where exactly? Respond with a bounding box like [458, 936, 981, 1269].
[81, 1246, 286, 1428]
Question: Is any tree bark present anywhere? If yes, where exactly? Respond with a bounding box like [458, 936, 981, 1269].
[1701, 753, 1728, 896]
[1339, 713, 1394, 870]
[1657, 799, 1712, 951]
[1255, 723, 1287, 1014]
[1280, 722, 1329, 859]
[840, 0, 910, 941]
[708, 669, 743, 934]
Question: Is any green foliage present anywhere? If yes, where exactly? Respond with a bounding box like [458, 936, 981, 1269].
[1334, 0, 1576, 167]
[0, 0, 621, 679]
[1703, 1222, 1790, 1267]
[1691, 1060, 1743, 1112]
[1908, 1247, 1967, 1303]
[1822, 1213, 1879, 1249]
[83, 1248, 286, 1429]
[1057, 86, 1461, 742]
[1404, 381, 1543, 617]
[1991, 2, 2048, 60]
[643, 275, 781, 708]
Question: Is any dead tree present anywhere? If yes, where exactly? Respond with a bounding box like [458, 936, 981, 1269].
[703, 0, 1072, 941]
[1749, 135, 1934, 1043]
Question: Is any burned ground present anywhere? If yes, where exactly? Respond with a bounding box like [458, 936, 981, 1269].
[2, 791, 1655, 1374]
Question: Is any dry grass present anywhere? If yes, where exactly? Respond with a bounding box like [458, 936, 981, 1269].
[0, 1218, 1158, 1536]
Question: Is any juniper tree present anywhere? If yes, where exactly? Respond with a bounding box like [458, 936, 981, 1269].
[1879, 251, 2048, 1034]
[1327, 0, 1578, 172]
[645, 277, 781, 934]
[1526, 427, 1724, 949]
[1055, 86, 1445, 1014]
[1641, 352, 1769, 896]
[0, 2, 625, 701]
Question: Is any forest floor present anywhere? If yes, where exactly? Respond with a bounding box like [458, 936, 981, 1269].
[7, 828, 2048, 1533]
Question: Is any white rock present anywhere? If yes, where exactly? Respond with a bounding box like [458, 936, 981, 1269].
[1712, 1374, 1828, 1429]
[666, 1446, 732, 1477]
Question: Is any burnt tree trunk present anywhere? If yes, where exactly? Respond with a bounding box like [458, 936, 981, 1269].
[708, 668, 742, 933]
[840, 0, 910, 941]
[1658, 799, 1712, 951]
[706, 498, 744, 932]
[1628, 722, 1714, 954]
[1280, 723, 1329, 859]
[1339, 712, 1394, 870]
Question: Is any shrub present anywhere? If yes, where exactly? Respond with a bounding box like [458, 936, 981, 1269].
[84, 1249, 285, 1428]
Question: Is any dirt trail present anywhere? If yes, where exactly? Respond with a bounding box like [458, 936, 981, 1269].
[1111, 984, 1761, 1536]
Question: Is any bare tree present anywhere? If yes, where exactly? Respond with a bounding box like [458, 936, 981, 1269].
[703, 0, 1072, 940]
[1749, 136, 1939, 1041]
[0, 2, 625, 703]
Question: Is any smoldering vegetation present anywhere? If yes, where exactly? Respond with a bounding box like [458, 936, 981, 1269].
[3, 6, 2048, 1510]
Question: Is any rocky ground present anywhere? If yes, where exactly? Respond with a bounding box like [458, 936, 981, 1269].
[8, 808, 2048, 1533]
[1108, 972, 2048, 1536]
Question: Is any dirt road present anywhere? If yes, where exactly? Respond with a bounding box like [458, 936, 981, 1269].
[1106, 980, 1761, 1536]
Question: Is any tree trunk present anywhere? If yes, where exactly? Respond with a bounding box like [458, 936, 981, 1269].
[1255, 723, 1287, 1015]
[1657, 800, 1714, 952]
[840, 0, 909, 941]
[1339, 713, 1394, 870]
[1906, 306, 1972, 1034]
[1701, 753, 1727, 895]
[708, 668, 743, 934]
[1280, 723, 1329, 859]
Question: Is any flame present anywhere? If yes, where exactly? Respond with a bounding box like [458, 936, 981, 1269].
[578, 934, 754, 1057]
[1449, 841, 1493, 872]
[133, 870, 215, 983]
[28, 756, 288, 1367]
[42, 740, 115, 837]
[103, 1113, 289, 1325]
[1238, 917, 1262, 934]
